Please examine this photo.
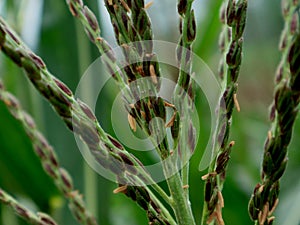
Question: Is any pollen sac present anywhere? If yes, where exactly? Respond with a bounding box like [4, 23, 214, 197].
[187, 10, 196, 42]
[178, 0, 188, 15]
[21, 55, 41, 80]
[83, 6, 100, 32]
[0, 25, 6, 47]
[59, 168, 74, 193]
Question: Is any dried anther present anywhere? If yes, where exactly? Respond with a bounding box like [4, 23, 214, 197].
[164, 101, 175, 108]
[182, 184, 189, 189]
[144, 1, 153, 9]
[128, 113, 137, 131]
[201, 172, 217, 180]
[229, 141, 235, 147]
[120, 0, 131, 12]
[165, 112, 176, 128]
[206, 211, 218, 224]
[217, 191, 224, 208]
[233, 93, 240, 112]
[113, 185, 127, 194]
[268, 131, 272, 140]
[268, 198, 279, 216]
[215, 204, 225, 225]
[149, 64, 158, 84]
[258, 202, 269, 225]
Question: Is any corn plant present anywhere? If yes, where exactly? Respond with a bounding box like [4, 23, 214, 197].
[0, 0, 299, 225]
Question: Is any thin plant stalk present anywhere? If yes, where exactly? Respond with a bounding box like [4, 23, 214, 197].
[248, 1, 300, 224]
[0, 188, 58, 225]
[201, 0, 248, 224]
[0, 80, 99, 225]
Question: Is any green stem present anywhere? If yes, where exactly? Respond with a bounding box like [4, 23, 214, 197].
[163, 159, 195, 225]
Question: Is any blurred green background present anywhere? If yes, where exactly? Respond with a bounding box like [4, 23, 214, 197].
[0, 0, 300, 225]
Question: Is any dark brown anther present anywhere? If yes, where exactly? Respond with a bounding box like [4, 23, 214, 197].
[53, 78, 73, 97]
[43, 163, 57, 178]
[235, 0, 247, 39]
[77, 99, 97, 121]
[220, 3, 226, 24]
[108, 135, 124, 150]
[83, 6, 100, 32]
[218, 59, 225, 80]
[178, 0, 188, 15]
[269, 103, 276, 122]
[4, 27, 20, 45]
[187, 10, 196, 42]
[38, 212, 58, 225]
[137, 187, 151, 203]
[68, 2, 79, 17]
[121, 11, 129, 31]
[226, 0, 236, 27]
[59, 168, 73, 192]
[150, 201, 161, 214]
[72, 194, 86, 213]
[15, 205, 29, 219]
[204, 177, 213, 202]
[216, 147, 231, 174]
[84, 27, 96, 43]
[29, 52, 46, 69]
[137, 10, 149, 35]
[21, 55, 41, 80]
[118, 152, 134, 166]
[98, 38, 116, 62]
[226, 38, 242, 68]
[123, 185, 134, 199]
[179, 17, 183, 34]
[48, 148, 59, 167]
[279, 31, 287, 50]
[136, 195, 149, 210]
[34, 146, 47, 160]
[2, 44, 22, 66]
[0, 25, 6, 47]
